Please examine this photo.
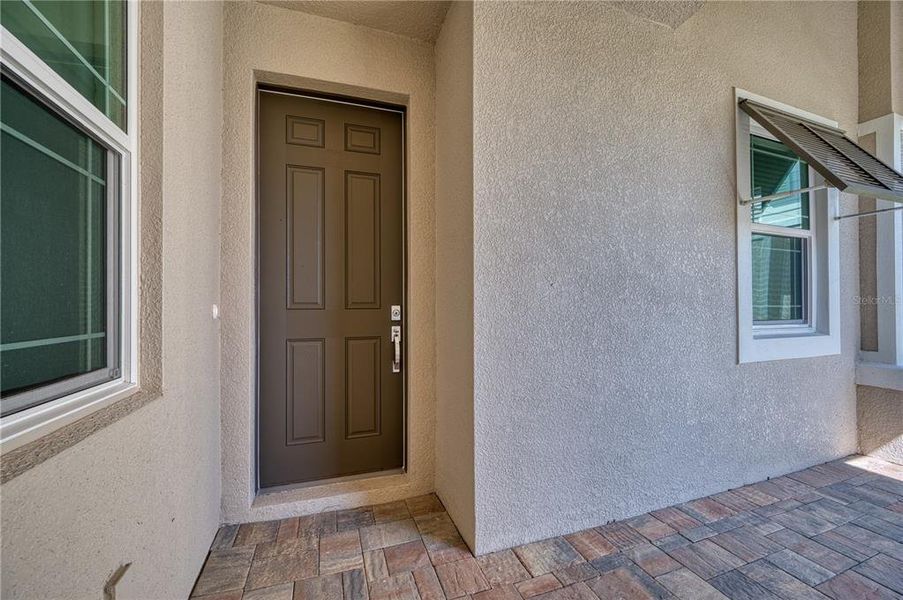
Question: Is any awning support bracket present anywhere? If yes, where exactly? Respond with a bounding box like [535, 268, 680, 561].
[835, 204, 903, 221]
[739, 185, 832, 206]
[739, 185, 903, 219]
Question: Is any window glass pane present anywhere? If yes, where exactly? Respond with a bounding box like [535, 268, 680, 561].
[1, 75, 113, 412]
[751, 233, 805, 323]
[0, 0, 127, 130]
[750, 135, 809, 229]
[106, 0, 126, 99]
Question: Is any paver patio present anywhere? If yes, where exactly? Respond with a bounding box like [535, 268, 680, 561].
[192, 455, 903, 600]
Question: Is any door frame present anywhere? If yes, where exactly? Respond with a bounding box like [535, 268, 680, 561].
[253, 84, 409, 492]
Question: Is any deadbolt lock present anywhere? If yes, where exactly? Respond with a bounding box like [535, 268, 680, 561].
[391, 305, 402, 321]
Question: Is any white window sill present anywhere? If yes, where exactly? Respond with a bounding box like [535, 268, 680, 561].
[740, 331, 841, 364]
[856, 362, 903, 393]
[0, 379, 138, 452]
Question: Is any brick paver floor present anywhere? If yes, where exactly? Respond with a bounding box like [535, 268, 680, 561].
[191, 455, 903, 600]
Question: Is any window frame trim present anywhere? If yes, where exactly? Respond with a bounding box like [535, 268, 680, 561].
[748, 123, 817, 331]
[0, 2, 139, 451]
[0, 72, 124, 416]
[735, 88, 841, 364]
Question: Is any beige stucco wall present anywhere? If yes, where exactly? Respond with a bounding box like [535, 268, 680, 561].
[435, 0, 476, 548]
[470, 0, 860, 553]
[895, 1, 903, 116]
[0, 2, 224, 598]
[859, 0, 903, 121]
[220, 1, 436, 523]
[859, 0, 894, 123]
[858, 385, 903, 465]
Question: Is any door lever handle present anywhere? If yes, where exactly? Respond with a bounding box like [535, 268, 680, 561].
[390, 326, 401, 373]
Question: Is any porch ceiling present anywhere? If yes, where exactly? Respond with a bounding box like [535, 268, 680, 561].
[258, 0, 451, 42]
[616, 1, 705, 29]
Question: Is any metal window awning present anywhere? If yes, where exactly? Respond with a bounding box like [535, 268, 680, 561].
[739, 99, 903, 220]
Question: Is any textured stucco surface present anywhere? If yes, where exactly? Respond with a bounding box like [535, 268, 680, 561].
[435, 0, 476, 549]
[859, 1, 893, 123]
[0, 2, 224, 598]
[895, 1, 903, 117]
[858, 0, 903, 122]
[220, 1, 436, 523]
[470, 0, 860, 554]
[615, 1, 705, 29]
[259, 0, 451, 42]
[858, 385, 903, 465]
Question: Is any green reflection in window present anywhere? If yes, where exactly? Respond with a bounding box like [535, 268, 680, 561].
[751, 233, 805, 323]
[1, 75, 108, 397]
[750, 135, 809, 229]
[0, 0, 127, 130]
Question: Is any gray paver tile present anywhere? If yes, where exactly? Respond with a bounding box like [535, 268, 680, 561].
[765, 549, 834, 587]
[626, 514, 677, 542]
[192, 547, 255, 596]
[293, 573, 343, 600]
[513, 538, 583, 577]
[435, 558, 490, 599]
[246, 551, 318, 590]
[384, 540, 431, 575]
[406, 494, 446, 517]
[360, 519, 421, 552]
[412, 566, 445, 600]
[709, 570, 782, 600]
[656, 567, 728, 600]
[562, 529, 616, 560]
[587, 565, 670, 599]
[739, 559, 829, 600]
[666, 540, 744, 580]
[816, 570, 902, 600]
[344, 569, 370, 600]
[212, 525, 239, 550]
[767, 528, 856, 573]
[244, 583, 294, 600]
[373, 501, 412, 524]
[320, 529, 364, 575]
[532, 582, 596, 600]
[475, 549, 531, 587]
[624, 543, 681, 577]
[853, 554, 903, 595]
[516, 574, 561, 598]
[235, 521, 280, 547]
[369, 573, 420, 600]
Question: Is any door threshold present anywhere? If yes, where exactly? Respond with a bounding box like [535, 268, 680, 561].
[258, 468, 405, 496]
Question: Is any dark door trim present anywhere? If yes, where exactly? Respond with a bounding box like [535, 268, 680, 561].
[253, 84, 408, 492]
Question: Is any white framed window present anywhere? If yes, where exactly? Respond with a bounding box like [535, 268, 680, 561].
[0, 0, 139, 450]
[735, 89, 841, 363]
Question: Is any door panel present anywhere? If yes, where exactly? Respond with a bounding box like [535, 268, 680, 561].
[286, 339, 325, 445]
[345, 337, 381, 439]
[286, 166, 325, 309]
[258, 90, 404, 488]
[345, 171, 382, 309]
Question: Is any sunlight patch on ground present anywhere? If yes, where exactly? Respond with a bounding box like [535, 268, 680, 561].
[843, 454, 903, 480]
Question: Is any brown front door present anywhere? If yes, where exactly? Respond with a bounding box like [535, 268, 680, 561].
[257, 89, 404, 488]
